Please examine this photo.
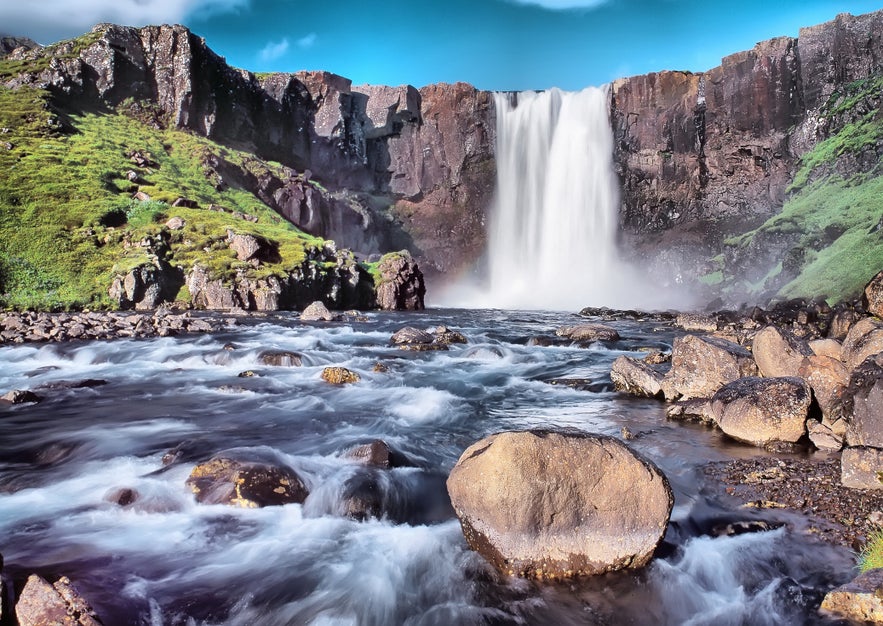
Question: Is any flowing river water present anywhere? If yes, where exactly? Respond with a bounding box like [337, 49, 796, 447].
[0, 309, 856, 625]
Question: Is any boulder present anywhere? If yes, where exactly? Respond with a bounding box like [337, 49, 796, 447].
[346, 440, 392, 468]
[798, 355, 849, 421]
[446, 430, 673, 578]
[15, 574, 101, 626]
[227, 232, 264, 261]
[341, 472, 384, 521]
[610, 356, 665, 398]
[809, 338, 843, 360]
[710, 377, 812, 447]
[390, 326, 434, 346]
[300, 300, 335, 321]
[751, 326, 812, 378]
[1, 389, 42, 404]
[820, 568, 883, 623]
[829, 308, 862, 341]
[865, 270, 883, 319]
[842, 447, 883, 490]
[845, 353, 883, 447]
[165, 216, 185, 230]
[806, 420, 843, 451]
[675, 313, 719, 332]
[376, 251, 425, 311]
[258, 351, 303, 367]
[321, 367, 360, 384]
[661, 335, 758, 401]
[556, 323, 620, 343]
[434, 326, 467, 345]
[186, 452, 309, 507]
[665, 399, 716, 425]
[842, 317, 883, 371]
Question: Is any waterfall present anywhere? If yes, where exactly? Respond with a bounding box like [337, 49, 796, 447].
[444, 86, 675, 311]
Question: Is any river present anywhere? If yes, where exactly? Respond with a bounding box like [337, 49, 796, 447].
[0, 309, 854, 625]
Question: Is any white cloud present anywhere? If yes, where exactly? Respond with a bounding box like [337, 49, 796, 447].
[297, 32, 317, 49]
[0, 0, 248, 44]
[508, 0, 608, 9]
[259, 37, 289, 61]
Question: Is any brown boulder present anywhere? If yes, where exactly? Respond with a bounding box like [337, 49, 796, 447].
[345, 440, 391, 468]
[556, 323, 620, 342]
[390, 326, 434, 346]
[751, 326, 812, 378]
[661, 335, 758, 400]
[1, 389, 42, 404]
[809, 338, 844, 360]
[842, 317, 883, 371]
[865, 270, 883, 319]
[829, 308, 862, 341]
[321, 367, 360, 384]
[446, 430, 673, 578]
[798, 355, 849, 421]
[186, 453, 309, 507]
[610, 356, 665, 398]
[15, 574, 101, 626]
[844, 353, 883, 448]
[711, 376, 812, 447]
[820, 567, 883, 622]
[258, 351, 303, 367]
[841, 447, 883, 490]
[675, 313, 719, 332]
[665, 399, 716, 425]
[300, 300, 335, 321]
[806, 420, 843, 451]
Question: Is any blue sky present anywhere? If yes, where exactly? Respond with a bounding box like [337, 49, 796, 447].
[2, 1, 881, 91]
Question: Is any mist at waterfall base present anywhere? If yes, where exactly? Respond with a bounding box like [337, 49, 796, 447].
[440, 87, 693, 312]
[0, 311, 854, 624]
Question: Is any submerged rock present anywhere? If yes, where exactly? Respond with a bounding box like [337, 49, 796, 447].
[186, 453, 309, 507]
[820, 568, 883, 622]
[446, 430, 673, 579]
[555, 323, 620, 342]
[390, 326, 434, 345]
[15, 574, 102, 626]
[711, 376, 812, 447]
[258, 350, 303, 367]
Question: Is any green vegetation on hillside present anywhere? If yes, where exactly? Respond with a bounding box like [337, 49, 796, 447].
[0, 86, 336, 310]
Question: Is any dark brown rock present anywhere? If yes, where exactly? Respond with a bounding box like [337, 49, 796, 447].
[376, 251, 425, 311]
[844, 353, 883, 448]
[105, 487, 139, 506]
[666, 398, 716, 424]
[434, 326, 467, 345]
[258, 351, 303, 367]
[15, 574, 102, 626]
[661, 334, 758, 400]
[340, 472, 384, 521]
[556, 323, 620, 343]
[610, 356, 665, 398]
[186, 453, 309, 507]
[446, 430, 673, 578]
[390, 326, 434, 346]
[711, 376, 812, 447]
[346, 440, 391, 468]
[1, 389, 42, 404]
[820, 567, 883, 622]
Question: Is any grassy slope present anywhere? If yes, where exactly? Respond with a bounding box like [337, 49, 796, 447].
[713, 76, 883, 304]
[0, 85, 337, 310]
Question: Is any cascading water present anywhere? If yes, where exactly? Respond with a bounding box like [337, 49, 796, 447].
[445, 86, 679, 311]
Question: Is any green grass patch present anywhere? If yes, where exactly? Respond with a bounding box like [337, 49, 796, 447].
[860, 527, 883, 572]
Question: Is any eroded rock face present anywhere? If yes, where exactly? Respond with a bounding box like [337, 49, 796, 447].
[446, 430, 673, 578]
[186, 452, 309, 507]
[710, 376, 812, 447]
[376, 251, 425, 310]
[661, 335, 758, 400]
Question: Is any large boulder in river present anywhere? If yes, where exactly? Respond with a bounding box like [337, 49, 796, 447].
[300, 300, 335, 321]
[375, 251, 425, 311]
[710, 376, 812, 447]
[446, 430, 673, 578]
[186, 452, 309, 507]
[661, 335, 758, 400]
[864, 269, 883, 319]
[844, 353, 883, 447]
[842, 317, 883, 371]
[610, 356, 665, 398]
[556, 323, 620, 343]
[751, 326, 812, 378]
[820, 567, 883, 622]
[15, 574, 102, 626]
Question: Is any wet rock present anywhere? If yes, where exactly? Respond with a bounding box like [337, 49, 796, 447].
[555, 323, 620, 342]
[675, 313, 719, 332]
[842, 447, 883, 489]
[842, 317, 883, 371]
[661, 335, 758, 401]
[105, 487, 139, 506]
[372, 362, 390, 373]
[865, 270, 883, 319]
[341, 472, 384, 521]
[544, 378, 598, 392]
[446, 430, 673, 578]
[807, 419, 844, 451]
[15, 574, 102, 626]
[237, 370, 257, 378]
[642, 350, 671, 365]
[258, 351, 303, 367]
[610, 356, 665, 398]
[300, 300, 335, 321]
[844, 353, 883, 447]
[434, 326, 467, 345]
[321, 367, 360, 384]
[346, 440, 391, 468]
[820, 567, 883, 623]
[751, 326, 812, 378]
[1, 389, 42, 404]
[36, 379, 108, 391]
[186, 453, 309, 507]
[390, 326, 434, 346]
[376, 251, 425, 311]
[711, 376, 812, 447]
[665, 399, 716, 425]
[710, 519, 784, 538]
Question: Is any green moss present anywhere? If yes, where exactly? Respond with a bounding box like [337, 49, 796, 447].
[860, 528, 883, 572]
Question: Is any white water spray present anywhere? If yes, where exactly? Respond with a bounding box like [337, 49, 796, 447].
[442, 86, 679, 311]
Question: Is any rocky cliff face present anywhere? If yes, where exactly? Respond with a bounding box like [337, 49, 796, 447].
[612, 10, 883, 234]
[1, 24, 496, 282]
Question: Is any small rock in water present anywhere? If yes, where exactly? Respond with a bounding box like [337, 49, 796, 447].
[372, 362, 390, 373]
[621, 426, 634, 440]
[321, 367, 360, 385]
[390, 326, 434, 345]
[186, 453, 309, 507]
[555, 323, 620, 342]
[258, 351, 303, 367]
[105, 487, 139, 506]
[238, 370, 258, 378]
[346, 440, 391, 468]
[1, 389, 42, 404]
[300, 300, 336, 322]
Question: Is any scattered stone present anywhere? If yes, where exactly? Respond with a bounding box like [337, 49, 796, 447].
[610, 356, 665, 398]
[165, 216, 185, 230]
[807, 419, 844, 451]
[864, 269, 883, 319]
[446, 430, 673, 578]
[555, 323, 620, 342]
[186, 453, 309, 507]
[675, 313, 718, 332]
[321, 367, 360, 384]
[258, 351, 302, 367]
[372, 362, 390, 373]
[661, 334, 758, 401]
[711, 376, 812, 447]
[15, 574, 102, 626]
[1, 389, 42, 404]
[842, 317, 883, 371]
[346, 440, 391, 468]
[434, 326, 468, 345]
[132, 190, 151, 202]
[390, 326, 434, 346]
[809, 338, 844, 360]
[820, 568, 883, 623]
[300, 300, 335, 321]
[841, 447, 883, 490]
[665, 399, 716, 425]
[171, 197, 198, 208]
[237, 370, 257, 378]
[751, 326, 812, 378]
[105, 487, 139, 506]
[642, 350, 671, 364]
